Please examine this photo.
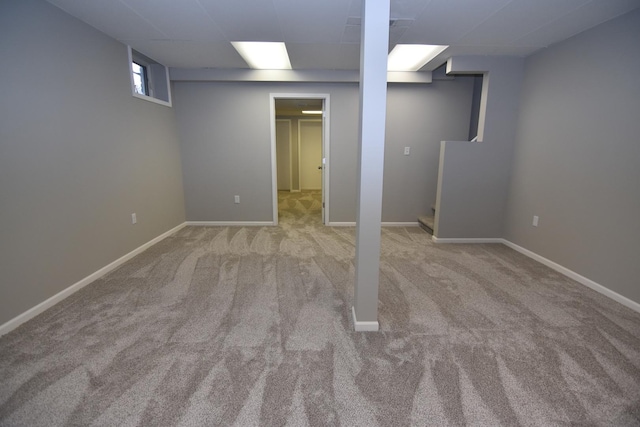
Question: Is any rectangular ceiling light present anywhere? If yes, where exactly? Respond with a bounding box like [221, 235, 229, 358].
[387, 44, 448, 71]
[231, 41, 292, 70]
[302, 110, 323, 115]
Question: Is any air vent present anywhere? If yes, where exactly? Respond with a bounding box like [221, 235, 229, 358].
[345, 17, 414, 28]
[390, 19, 413, 28]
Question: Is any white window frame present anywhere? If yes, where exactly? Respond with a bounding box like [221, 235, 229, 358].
[127, 46, 172, 107]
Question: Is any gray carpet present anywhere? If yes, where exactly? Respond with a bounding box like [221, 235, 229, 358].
[1, 190, 640, 426]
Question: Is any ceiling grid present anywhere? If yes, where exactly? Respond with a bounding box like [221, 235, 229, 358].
[45, 0, 640, 71]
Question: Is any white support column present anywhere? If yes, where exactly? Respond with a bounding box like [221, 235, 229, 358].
[352, 0, 390, 332]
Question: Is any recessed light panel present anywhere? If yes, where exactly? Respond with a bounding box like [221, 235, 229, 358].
[302, 110, 323, 114]
[231, 42, 292, 70]
[387, 44, 448, 71]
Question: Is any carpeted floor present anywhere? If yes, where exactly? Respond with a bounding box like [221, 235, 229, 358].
[1, 190, 640, 426]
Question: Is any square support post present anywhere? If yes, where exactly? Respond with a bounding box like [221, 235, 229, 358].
[352, 0, 390, 332]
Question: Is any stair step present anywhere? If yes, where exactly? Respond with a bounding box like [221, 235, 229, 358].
[417, 215, 434, 234]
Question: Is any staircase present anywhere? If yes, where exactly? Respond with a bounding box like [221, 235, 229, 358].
[418, 203, 436, 234]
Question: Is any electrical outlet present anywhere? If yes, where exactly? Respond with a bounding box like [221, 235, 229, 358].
[131, 213, 137, 224]
[532, 215, 539, 227]
[234, 195, 240, 204]
[404, 147, 410, 155]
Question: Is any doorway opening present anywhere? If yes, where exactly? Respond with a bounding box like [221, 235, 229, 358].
[270, 94, 330, 226]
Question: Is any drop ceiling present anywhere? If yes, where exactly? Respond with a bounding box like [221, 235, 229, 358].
[46, 0, 640, 71]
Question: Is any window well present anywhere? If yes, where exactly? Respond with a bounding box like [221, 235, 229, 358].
[128, 47, 171, 107]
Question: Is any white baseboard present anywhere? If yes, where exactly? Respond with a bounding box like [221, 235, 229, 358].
[352, 306, 379, 332]
[431, 235, 640, 313]
[327, 222, 420, 227]
[432, 236, 503, 244]
[501, 239, 640, 314]
[0, 222, 187, 337]
[186, 221, 275, 226]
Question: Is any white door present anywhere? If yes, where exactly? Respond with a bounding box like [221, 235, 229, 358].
[275, 120, 291, 191]
[299, 120, 322, 190]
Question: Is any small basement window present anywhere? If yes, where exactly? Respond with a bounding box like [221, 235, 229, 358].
[128, 46, 172, 107]
[132, 62, 148, 96]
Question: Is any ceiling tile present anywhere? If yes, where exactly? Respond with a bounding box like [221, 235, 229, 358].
[348, 0, 362, 17]
[390, 0, 430, 19]
[514, 0, 640, 47]
[44, 0, 640, 70]
[341, 25, 361, 44]
[336, 44, 362, 70]
[47, 0, 166, 40]
[346, 0, 429, 20]
[287, 43, 361, 70]
[287, 44, 343, 69]
[274, 0, 352, 43]
[456, 0, 591, 46]
[120, 0, 225, 41]
[125, 40, 248, 68]
[436, 45, 499, 57]
[389, 25, 409, 47]
[197, 0, 283, 41]
[399, 0, 512, 45]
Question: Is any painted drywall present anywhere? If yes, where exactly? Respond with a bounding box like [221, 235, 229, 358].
[173, 79, 474, 223]
[0, 0, 186, 326]
[383, 80, 473, 222]
[505, 9, 640, 304]
[435, 57, 524, 238]
[173, 82, 361, 222]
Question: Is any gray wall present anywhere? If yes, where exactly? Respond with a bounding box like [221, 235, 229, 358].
[0, 0, 186, 325]
[435, 57, 524, 238]
[505, 10, 640, 303]
[383, 80, 473, 222]
[173, 79, 473, 223]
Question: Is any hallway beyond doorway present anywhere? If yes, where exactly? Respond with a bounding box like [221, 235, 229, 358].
[272, 93, 330, 225]
[278, 190, 322, 226]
